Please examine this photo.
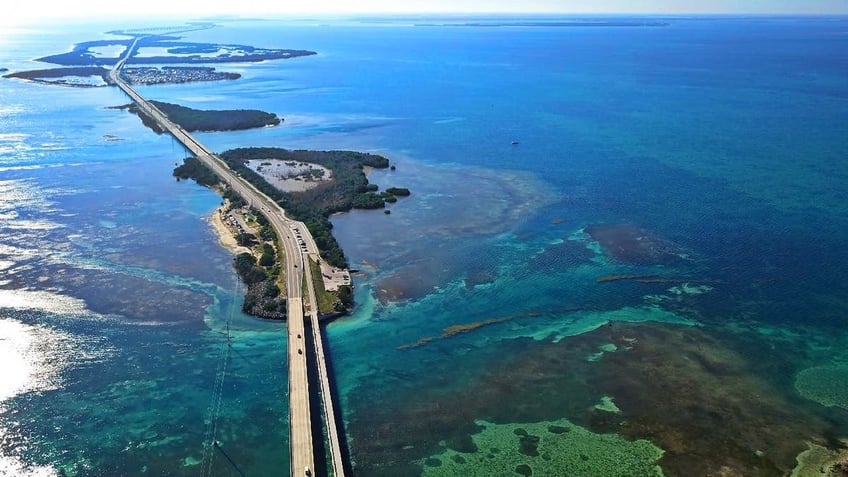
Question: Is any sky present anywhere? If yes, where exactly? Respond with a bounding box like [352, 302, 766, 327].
[3, 0, 847, 27]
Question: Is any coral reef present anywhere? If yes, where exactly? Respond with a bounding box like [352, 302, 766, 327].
[794, 365, 848, 410]
[586, 224, 685, 265]
[350, 317, 848, 477]
[791, 441, 848, 477]
[420, 418, 664, 476]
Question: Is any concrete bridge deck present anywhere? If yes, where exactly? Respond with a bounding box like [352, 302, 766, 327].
[110, 38, 346, 477]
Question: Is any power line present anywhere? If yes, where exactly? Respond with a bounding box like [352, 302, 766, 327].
[200, 281, 239, 477]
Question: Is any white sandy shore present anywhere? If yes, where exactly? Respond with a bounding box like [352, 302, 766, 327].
[208, 205, 350, 293]
[208, 206, 251, 256]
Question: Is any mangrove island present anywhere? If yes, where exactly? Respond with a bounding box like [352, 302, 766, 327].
[117, 100, 281, 132]
[174, 146, 410, 317]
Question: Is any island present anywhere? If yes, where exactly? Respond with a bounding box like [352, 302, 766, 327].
[4, 23, 314, 87]
[415, 20, 670, 27]
[120, 66, 240, 85]
[114, 100, 281, 132]
[173, 146, 411, 317]
[217, 147, 411, 269]
[3, 67, 112, 87]
[10, 23, 409, 319]
[35, 36, 315, 67]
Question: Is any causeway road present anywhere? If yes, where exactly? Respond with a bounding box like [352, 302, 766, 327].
[110, 38, 333, 477]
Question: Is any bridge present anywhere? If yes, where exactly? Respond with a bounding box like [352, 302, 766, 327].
[110, 39, 347, 477]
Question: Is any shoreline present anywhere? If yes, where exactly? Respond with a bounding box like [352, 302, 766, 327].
[207, 205, 251, 256]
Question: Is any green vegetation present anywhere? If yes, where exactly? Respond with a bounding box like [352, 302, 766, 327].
[117, 103, 165, 133]
[150, 100, 280, 132]
[4, 66, 112, 86]
[258, 243, 276, 267]
[223, 187, 246, 209]
[236, 232, 256, 247]
[234, 252, 267, 286]
[122, 100, 280, 133]
[177, 146, 398, 314]
[308, 258, 342, 314]
[337, 285, 353, 308]
[351, 192, 385, 209]
[386, 187, 411, 196]
[219, 147, 399, 268]
[173, 157, 220, 187]
[232, 239, 286, 320]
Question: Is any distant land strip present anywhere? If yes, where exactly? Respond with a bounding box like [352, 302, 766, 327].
[415, 21, 670, 27]
[3, 67, 112, 87]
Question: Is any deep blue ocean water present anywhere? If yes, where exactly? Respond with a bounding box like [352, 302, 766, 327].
[1, 15, 847, 476]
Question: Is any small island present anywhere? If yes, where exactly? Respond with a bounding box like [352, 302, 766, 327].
[4, 66, 112, 87]
[36, 36, 315, 67]
[217, 147, 411, 269]
[173, 146, 411, 318]
[121, 66, 240, 85]
[4, 22, 315, 91]
[115, 100, 281, 132]
[174, 147, 405, 317]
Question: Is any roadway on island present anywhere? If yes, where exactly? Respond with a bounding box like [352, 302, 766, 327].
[110, 38, 346, 477]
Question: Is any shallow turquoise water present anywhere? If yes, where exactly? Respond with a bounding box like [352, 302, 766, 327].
[1, 15, 847, 476]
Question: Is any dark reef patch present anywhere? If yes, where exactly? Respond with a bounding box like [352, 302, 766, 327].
[346, 321, 848, 476]
[528, 237, 596, 272]
[547, 425, 570, 434]
[465, 268, 497, 288]
[517, 433, 540, 457]
[375, 258, 454, 303]
[586, 223, 685, 265]
[590, 323, 844, 476]
[515, 463, 533, 476]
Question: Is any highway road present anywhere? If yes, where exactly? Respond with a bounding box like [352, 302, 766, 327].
[109, 38, 351, 477]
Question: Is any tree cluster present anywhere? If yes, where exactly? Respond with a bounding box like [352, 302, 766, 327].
[219, 147, 398, 268]
[151, 100, 280, 132]
[233, 252, 286, 319]
[385, 187, 411, 196]
[173, 157, 220, 187]
[234, 252, 268, 285]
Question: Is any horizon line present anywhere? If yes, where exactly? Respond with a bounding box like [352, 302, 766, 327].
[8, 11, 847, 29]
